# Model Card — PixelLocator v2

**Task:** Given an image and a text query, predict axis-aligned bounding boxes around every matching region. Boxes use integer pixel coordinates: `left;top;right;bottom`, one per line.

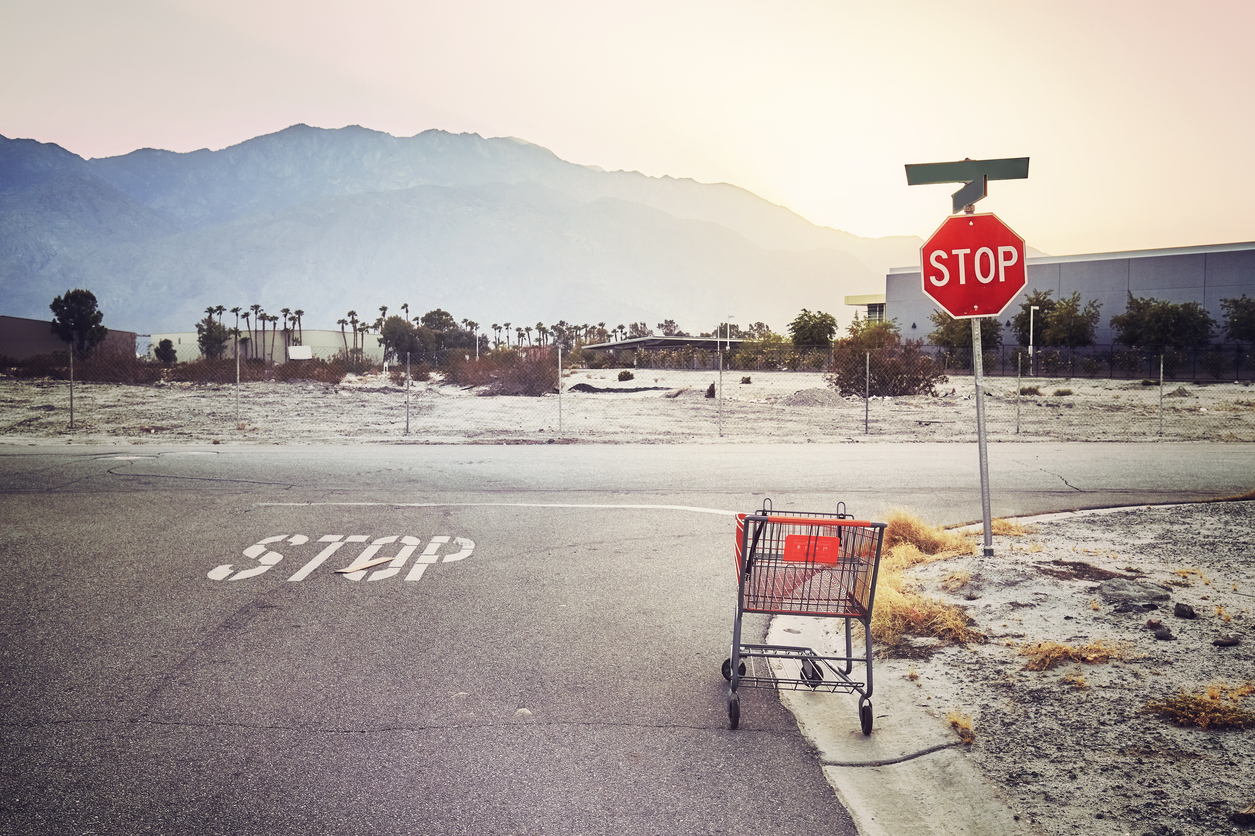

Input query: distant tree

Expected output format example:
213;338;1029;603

627;322;652;338
154;338;178;366
830;318;947;397
416;309;452;332
745;321;774;340
1009;290;1058;347
788;309;837;347
196;315;231;359
379;315;422;363
927;310;1002;350
1041;292;1101;348
49;289;108;359
841;318;901;350
657;319;687;337
1221;295;1255;343
1110;294;1215;350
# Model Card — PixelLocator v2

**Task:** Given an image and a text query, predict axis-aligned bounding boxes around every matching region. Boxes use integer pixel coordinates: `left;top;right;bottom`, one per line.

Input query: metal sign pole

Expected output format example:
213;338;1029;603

405;352;411;435
972;319;994;556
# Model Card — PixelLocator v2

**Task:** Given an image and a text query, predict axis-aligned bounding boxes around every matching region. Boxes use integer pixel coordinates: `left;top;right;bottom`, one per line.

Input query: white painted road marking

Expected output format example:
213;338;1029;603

207;535;310;581
207;535;475;582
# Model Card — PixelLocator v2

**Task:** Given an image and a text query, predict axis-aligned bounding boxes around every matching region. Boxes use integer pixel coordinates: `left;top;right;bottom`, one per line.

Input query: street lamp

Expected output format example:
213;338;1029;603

1029;305;1040;375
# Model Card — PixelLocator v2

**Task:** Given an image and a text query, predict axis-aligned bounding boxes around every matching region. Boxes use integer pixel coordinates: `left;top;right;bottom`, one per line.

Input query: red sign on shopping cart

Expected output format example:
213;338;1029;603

783;534;843;564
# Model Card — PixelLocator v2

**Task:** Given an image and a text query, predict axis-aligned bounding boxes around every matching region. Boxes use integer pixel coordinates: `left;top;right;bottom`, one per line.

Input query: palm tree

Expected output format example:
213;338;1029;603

491;324;500;347
338;319;349;353
280;308;292;352
249;304;261;357
214;305;226;322
524;325;533;345
379;305;388;323
230;307;242;358
347;311;359;353
293;309;304;345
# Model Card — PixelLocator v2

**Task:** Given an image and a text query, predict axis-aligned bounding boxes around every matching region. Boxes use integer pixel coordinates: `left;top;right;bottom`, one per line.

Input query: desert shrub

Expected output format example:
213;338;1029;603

1079;356;1103;377
1200;350;1232;380
828;342;948;397
618;370;635;382
168;358;241;384
444;348;557;396
705;383;715;398
1115;350;1146;377
276;358;345;384
740;376;751;384
1020;386;1041;396
381;359;431;381
74;349;164;384
334;349;376;375
1144;682;1255;730
1038;349;1063;375
1054;388;1073;396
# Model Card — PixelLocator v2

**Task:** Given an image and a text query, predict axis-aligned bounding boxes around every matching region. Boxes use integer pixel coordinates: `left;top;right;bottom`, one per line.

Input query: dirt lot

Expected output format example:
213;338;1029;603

4;369;1255;444
877;502;1255;836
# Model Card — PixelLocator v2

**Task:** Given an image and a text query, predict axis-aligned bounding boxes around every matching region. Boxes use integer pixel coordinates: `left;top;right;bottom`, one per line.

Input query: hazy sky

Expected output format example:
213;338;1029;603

3;0;1252;256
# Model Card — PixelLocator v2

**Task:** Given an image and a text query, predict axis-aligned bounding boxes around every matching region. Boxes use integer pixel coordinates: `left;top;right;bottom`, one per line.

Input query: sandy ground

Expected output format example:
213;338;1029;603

825;502;1254;836
4;369;1255;444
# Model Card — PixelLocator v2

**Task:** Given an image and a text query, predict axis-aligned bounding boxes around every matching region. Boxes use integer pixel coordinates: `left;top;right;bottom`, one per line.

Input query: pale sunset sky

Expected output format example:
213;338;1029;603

2;0;1252;257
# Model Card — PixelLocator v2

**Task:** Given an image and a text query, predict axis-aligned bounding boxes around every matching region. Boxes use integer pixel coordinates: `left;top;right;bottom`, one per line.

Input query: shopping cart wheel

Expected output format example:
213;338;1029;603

859;700;874;736
721;658;746;681
727;691;740;730
800;658;824;688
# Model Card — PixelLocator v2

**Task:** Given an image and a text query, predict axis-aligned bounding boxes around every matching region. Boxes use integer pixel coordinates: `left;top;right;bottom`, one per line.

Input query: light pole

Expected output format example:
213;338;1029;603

1029;305;1040;376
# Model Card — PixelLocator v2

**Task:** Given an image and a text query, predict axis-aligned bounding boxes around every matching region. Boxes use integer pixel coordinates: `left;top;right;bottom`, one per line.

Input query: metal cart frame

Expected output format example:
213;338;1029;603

722;501;887;733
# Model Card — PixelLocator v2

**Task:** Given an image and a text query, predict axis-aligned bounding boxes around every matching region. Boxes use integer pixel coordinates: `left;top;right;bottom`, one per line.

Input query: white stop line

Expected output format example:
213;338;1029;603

207;535;474;582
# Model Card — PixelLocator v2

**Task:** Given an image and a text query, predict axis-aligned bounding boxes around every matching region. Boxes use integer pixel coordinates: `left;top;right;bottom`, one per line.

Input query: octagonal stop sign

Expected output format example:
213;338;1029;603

921;213;1026;318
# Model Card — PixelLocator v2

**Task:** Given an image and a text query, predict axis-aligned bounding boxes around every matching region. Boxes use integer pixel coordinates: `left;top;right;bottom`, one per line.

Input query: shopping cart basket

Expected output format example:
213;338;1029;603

722;500;887;733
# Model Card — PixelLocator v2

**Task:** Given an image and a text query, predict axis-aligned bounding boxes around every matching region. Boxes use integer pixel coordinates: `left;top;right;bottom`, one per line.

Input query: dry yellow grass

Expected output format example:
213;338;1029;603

1019;639;1128;671
1144;682;1255;729
991;517;1037;536
872;509;982;648
947;712;976;744
941;570;971;592
884;509;974;556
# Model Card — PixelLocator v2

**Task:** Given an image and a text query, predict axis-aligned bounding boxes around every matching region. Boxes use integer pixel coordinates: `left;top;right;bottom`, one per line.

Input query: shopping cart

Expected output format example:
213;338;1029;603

722;500;887;733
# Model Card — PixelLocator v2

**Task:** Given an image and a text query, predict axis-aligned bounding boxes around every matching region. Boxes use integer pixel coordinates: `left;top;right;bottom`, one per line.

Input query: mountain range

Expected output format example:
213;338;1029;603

0;124;925;335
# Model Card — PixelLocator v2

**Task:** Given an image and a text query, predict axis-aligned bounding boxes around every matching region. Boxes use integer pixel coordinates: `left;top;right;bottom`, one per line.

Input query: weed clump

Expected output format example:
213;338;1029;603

991;517;1037;536
1144;682;1255;730
947;712;976;744
884;510;972;555
1020;386;1041;396
1019;639;1128;671
872;510;982;649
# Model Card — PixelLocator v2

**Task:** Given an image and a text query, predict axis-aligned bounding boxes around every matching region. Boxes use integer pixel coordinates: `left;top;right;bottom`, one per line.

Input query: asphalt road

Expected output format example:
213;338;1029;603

1;442;1251;835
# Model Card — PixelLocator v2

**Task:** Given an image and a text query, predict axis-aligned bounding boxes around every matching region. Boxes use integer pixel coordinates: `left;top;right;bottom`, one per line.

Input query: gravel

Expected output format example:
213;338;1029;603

877;502;1255;836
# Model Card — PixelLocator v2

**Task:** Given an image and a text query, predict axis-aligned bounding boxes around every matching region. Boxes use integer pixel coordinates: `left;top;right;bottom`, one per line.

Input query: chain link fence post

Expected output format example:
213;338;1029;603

1159;353;1165;437
864;350;870;434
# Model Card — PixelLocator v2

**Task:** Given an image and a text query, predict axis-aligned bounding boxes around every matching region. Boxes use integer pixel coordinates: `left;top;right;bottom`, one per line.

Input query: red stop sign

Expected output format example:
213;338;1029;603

921;213;1026;318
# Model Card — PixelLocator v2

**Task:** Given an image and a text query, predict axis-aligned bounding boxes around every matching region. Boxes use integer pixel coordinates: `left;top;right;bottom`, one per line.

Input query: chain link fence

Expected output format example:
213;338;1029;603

4;345;1255;443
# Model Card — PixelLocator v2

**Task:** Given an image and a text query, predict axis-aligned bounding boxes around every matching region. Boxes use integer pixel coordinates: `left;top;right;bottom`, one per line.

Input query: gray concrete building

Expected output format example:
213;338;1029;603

858;241;1255;346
